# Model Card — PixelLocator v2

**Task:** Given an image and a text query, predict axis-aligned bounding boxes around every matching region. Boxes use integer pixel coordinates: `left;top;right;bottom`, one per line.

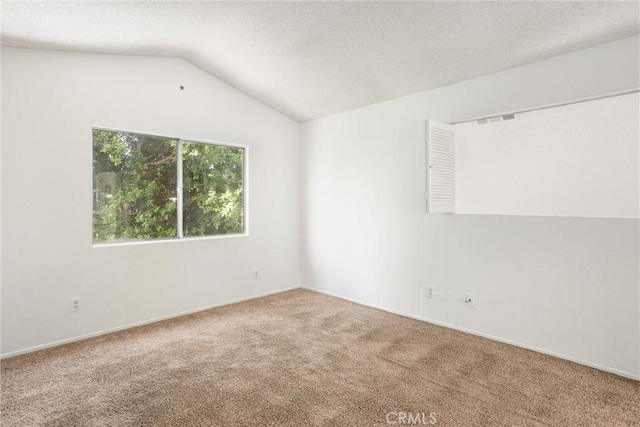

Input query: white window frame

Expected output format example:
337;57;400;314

92;127;249;247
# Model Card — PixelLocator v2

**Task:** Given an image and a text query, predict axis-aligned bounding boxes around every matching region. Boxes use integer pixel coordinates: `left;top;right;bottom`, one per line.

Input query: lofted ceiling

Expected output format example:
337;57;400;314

2;1;639;122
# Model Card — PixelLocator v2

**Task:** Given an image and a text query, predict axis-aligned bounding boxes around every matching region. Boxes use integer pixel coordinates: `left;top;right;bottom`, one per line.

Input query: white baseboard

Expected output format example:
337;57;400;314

301;286;640;381
0;286;300;360
5;285;638;381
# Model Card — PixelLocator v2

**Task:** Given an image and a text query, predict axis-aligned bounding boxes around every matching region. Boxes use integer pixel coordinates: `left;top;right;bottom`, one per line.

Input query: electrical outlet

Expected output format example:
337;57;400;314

253;270;260;279
427;287;435;298
465;293;475;307
71;298;81;312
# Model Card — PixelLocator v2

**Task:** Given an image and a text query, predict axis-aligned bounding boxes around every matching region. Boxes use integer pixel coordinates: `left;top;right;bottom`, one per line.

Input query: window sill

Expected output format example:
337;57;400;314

92;233;248;248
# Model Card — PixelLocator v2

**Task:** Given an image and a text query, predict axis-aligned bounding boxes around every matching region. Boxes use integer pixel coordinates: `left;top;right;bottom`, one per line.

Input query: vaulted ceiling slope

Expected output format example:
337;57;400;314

2;1;639;122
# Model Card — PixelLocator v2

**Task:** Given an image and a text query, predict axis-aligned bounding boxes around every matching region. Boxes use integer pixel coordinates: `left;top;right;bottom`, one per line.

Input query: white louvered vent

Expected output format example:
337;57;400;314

476;113;517;125
425;120;455;214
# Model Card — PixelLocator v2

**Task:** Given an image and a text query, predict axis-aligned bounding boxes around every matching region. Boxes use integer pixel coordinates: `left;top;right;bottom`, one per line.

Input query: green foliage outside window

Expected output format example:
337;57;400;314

183;142;244;237
92;129;244;244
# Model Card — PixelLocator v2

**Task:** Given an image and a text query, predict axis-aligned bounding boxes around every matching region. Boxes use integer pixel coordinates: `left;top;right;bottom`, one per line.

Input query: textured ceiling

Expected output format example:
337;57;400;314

2;1;639;122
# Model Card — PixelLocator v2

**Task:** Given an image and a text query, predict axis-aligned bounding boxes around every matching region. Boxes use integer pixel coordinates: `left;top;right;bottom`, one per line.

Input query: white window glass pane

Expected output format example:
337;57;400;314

93;129;178;243
182;142;244;237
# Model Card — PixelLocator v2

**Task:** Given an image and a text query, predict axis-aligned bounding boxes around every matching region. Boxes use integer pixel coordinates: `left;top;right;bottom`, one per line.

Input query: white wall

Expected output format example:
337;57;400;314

2;37;639;380
1;48;301;356
455;92;639;218
301;36;640;378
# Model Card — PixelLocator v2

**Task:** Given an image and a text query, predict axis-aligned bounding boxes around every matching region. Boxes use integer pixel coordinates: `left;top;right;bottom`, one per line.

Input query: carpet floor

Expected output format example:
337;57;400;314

1;289;639;426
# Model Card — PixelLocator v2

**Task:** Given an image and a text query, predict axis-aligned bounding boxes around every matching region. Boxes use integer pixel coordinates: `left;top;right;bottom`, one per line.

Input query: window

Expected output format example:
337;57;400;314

92;129;245;244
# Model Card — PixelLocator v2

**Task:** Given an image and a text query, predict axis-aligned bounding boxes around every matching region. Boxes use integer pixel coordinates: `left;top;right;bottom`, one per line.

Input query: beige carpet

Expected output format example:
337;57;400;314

1;289;638;426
